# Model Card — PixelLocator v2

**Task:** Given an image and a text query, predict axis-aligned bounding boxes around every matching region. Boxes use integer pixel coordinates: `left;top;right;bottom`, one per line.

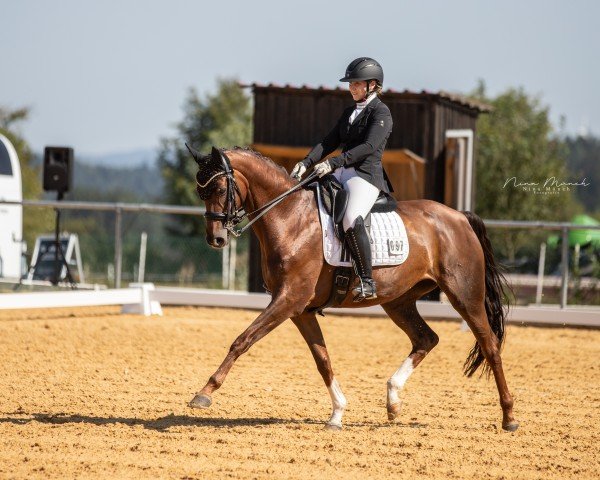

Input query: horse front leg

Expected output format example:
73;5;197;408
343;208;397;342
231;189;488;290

189;291;309;409
292;313;347;430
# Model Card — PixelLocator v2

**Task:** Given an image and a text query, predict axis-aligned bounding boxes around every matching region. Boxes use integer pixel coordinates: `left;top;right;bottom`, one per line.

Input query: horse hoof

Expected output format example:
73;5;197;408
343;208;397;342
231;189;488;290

502;420;519;432
189;393;212;409
324;422;342;431
387;401;402;421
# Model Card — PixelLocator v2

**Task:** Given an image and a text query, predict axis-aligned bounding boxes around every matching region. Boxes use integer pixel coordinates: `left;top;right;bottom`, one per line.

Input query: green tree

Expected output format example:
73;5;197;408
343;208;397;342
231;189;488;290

0;106;53;252
565;135;600;214
158;79;252;235
470;81;579;261
1;106;39;200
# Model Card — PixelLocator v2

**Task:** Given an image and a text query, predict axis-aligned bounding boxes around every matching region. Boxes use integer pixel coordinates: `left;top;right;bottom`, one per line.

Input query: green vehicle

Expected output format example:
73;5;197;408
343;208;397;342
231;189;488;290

548;215;600;249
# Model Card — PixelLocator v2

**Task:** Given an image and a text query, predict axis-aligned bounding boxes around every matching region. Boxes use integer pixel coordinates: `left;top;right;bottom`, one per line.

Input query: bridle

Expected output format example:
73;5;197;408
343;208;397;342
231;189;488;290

192;146;246;237
189;145;318;238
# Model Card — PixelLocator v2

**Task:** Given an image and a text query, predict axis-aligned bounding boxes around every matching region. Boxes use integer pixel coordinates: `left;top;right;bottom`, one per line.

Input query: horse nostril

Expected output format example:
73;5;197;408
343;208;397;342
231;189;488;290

215;237;226;247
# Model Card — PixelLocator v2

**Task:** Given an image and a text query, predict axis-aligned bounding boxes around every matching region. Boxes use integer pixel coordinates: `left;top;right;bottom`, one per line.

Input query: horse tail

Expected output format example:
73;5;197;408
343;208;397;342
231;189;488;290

462;211;510;377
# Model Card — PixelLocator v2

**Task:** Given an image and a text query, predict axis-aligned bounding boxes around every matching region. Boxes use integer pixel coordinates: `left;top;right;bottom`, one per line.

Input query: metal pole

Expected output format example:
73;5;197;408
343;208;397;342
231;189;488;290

560;227;569;309
114;207;123;289
222;241;230;289
74;236;85;284
535;242;546;305
573;243;580;276
138;231;147;283
53;207;61;285
229;237;237;291
2;199;206;215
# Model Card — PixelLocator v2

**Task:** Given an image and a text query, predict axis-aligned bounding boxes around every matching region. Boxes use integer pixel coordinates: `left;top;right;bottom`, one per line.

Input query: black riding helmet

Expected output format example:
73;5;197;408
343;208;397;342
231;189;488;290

339;57;384;84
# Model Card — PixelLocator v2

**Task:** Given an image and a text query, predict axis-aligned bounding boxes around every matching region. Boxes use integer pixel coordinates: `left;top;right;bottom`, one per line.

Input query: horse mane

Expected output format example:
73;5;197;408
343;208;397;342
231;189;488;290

226;146;295;188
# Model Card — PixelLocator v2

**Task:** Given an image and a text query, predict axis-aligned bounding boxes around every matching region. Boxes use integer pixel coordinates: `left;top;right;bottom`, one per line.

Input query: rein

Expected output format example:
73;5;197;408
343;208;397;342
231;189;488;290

226;170;319;237
193;146;318;238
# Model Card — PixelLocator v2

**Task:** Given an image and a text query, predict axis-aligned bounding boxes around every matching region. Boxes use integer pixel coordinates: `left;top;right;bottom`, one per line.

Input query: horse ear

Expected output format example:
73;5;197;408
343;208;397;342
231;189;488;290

211;146;221;163
185;143;203;165
211;146;233;172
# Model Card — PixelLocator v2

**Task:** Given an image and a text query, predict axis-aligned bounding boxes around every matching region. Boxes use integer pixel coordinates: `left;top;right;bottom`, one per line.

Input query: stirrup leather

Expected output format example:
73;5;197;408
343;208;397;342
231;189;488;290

345;216;377;302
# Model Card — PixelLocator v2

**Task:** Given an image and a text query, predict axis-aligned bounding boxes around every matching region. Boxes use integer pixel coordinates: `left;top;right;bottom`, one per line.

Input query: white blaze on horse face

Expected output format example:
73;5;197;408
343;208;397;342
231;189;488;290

327;377;347;427
387;357;415;406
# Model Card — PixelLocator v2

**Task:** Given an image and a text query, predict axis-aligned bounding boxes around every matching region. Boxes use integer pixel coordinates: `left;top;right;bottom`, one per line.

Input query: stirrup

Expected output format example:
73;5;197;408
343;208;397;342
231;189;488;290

352;277;377;302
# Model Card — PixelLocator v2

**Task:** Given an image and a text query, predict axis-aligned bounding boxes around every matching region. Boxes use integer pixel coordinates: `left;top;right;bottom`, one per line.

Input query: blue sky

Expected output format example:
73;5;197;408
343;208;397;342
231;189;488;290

1;0;598;156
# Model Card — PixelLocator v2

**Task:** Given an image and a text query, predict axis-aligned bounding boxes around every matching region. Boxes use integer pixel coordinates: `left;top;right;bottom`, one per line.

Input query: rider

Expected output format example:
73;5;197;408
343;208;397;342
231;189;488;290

291;57;394;302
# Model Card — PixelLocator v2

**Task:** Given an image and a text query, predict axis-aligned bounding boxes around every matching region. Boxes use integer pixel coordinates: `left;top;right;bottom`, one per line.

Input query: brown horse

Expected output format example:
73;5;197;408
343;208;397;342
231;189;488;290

188;146;519;432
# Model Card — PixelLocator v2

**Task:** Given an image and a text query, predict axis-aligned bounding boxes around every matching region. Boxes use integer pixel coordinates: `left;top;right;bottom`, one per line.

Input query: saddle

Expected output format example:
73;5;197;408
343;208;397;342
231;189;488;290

319;174;397;242
309;174;398;315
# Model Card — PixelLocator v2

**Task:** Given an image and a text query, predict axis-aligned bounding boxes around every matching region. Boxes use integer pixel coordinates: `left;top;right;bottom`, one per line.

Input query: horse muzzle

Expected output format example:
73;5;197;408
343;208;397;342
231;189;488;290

206;234;228;249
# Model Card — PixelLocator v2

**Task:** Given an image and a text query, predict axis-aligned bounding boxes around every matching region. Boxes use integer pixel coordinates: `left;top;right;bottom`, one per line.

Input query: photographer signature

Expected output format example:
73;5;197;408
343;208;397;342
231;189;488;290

503;177;590;189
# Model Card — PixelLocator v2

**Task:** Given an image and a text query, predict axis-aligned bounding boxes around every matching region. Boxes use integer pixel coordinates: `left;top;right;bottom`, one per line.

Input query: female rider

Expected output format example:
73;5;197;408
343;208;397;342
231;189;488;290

291;57;394;302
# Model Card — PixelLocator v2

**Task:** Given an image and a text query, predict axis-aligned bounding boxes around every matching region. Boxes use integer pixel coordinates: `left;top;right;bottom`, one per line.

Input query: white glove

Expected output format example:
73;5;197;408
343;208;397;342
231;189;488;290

291;162;307;180
314;160;333;178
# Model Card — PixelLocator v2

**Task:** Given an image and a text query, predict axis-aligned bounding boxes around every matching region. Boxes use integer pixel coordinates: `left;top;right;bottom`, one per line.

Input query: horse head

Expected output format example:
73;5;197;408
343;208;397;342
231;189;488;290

187;144;246;249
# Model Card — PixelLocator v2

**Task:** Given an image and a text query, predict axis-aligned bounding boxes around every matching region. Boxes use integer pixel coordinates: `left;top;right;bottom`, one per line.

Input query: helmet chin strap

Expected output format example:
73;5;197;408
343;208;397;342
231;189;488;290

358;81;374;102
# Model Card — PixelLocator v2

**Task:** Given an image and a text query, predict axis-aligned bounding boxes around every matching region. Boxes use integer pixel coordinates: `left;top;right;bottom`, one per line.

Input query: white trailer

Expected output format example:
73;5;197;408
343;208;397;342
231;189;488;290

0;134;23;279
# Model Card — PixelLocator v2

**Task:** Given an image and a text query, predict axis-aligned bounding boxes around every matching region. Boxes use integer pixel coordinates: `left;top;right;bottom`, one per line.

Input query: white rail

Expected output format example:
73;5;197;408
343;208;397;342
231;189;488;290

0;283;162;316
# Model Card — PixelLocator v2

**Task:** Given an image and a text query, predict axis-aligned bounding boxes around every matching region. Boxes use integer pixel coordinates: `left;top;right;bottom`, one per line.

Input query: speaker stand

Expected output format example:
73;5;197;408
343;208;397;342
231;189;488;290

53;192;77;289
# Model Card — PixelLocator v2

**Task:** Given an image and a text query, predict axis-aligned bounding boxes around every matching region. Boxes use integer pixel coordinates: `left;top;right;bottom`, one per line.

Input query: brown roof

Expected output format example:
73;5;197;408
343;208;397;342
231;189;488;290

241;82;492;113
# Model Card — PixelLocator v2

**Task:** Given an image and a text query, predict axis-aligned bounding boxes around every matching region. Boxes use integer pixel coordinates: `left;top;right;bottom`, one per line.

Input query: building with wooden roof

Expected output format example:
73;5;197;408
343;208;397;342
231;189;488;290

245;83;490;291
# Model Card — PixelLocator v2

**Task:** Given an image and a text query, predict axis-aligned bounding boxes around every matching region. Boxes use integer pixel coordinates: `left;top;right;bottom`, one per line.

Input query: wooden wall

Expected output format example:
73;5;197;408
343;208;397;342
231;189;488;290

252;86;482;202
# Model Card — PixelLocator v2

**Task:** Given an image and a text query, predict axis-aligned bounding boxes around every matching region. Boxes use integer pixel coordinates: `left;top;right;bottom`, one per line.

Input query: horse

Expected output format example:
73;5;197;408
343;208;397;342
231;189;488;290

187;146;519;432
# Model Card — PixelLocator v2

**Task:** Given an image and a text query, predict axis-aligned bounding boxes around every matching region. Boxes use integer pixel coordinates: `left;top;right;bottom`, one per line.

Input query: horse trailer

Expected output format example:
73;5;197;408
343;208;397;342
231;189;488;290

0;134;23;279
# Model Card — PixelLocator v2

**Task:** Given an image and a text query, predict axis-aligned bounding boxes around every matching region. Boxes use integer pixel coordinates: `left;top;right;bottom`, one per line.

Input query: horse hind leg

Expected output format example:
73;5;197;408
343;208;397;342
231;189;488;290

381;299;439;421
440;277;519;431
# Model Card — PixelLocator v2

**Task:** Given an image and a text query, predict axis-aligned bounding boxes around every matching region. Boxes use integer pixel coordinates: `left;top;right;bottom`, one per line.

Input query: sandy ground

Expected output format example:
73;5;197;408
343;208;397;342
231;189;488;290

0;305;598;480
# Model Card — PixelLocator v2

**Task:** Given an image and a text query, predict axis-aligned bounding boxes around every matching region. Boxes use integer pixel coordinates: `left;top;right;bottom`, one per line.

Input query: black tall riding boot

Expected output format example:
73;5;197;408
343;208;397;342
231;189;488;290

345;216;377;302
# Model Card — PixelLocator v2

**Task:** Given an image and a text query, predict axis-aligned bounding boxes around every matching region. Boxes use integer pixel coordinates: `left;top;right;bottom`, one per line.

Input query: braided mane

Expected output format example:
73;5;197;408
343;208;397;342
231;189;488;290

226;147;295;189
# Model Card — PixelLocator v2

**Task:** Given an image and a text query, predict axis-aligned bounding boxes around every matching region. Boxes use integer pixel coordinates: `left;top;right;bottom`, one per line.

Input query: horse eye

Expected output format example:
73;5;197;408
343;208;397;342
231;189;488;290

217;188;226;196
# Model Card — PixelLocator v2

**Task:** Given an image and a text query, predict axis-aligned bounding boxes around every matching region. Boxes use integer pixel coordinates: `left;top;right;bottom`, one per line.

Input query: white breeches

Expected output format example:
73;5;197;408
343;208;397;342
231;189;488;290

333;167;380;231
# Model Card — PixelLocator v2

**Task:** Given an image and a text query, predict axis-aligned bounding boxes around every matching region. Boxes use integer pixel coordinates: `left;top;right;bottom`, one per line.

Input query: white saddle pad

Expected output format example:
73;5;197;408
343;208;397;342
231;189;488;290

314;185;410;267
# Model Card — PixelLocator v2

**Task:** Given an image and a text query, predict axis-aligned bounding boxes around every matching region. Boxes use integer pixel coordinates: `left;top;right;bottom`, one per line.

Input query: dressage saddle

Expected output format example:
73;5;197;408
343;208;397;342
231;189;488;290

318;174;397;241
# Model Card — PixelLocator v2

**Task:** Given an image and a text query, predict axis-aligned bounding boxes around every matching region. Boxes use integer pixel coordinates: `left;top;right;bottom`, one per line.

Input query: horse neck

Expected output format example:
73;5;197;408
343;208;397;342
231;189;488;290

231;152;311;244
231;152;295;210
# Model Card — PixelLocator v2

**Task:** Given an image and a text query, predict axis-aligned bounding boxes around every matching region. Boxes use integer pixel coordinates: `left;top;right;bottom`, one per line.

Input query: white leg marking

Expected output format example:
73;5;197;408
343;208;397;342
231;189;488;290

327;377;347;427
387;357;414;406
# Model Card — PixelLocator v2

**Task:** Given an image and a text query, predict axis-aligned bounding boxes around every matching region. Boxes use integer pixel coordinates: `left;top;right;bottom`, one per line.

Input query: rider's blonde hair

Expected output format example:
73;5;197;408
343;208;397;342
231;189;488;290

369;80;383;96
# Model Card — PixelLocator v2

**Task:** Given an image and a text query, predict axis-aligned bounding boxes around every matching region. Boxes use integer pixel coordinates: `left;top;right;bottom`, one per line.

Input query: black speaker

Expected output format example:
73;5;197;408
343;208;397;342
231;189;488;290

43;146;73;193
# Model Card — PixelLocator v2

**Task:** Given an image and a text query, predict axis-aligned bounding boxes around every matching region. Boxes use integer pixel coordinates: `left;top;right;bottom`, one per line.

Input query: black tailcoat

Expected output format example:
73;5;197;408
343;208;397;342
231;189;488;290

302;97;394;192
